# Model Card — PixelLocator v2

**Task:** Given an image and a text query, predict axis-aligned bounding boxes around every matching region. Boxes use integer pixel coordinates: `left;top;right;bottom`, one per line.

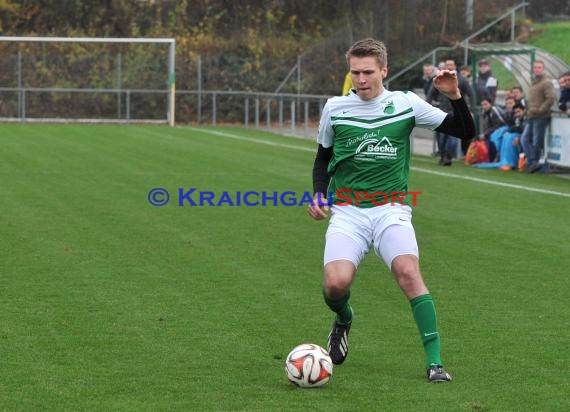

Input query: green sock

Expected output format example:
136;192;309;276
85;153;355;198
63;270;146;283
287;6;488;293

323;289;353;325
410;294;442;368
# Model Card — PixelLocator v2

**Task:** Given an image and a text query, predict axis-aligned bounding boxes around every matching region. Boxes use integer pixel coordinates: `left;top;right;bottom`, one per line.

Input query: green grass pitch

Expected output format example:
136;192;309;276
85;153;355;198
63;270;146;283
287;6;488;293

0;124;569;411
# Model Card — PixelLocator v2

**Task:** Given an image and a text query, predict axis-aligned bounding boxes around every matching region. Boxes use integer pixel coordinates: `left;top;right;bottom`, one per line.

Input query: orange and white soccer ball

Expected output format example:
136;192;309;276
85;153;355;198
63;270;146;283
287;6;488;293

284;343;333;388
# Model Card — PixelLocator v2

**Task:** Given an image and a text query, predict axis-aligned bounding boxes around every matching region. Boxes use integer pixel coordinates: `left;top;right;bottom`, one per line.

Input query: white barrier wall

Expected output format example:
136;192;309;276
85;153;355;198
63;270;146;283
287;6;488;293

546;117;570;168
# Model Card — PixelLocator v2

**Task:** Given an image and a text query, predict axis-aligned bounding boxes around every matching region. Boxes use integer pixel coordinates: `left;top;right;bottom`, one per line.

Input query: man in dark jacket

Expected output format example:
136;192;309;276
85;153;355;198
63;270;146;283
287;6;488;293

480;97;508;162
421;63;436;97
480;98;507;138
475;59;498;104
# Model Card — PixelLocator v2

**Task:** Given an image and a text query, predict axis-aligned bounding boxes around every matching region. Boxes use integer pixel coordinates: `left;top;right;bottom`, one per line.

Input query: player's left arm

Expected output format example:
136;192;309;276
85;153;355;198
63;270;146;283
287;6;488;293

433;70;476;140
435;97;476;140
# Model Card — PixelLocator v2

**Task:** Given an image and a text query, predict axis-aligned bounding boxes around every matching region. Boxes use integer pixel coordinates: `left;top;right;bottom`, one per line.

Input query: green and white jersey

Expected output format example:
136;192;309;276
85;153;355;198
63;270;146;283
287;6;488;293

317;89;446;207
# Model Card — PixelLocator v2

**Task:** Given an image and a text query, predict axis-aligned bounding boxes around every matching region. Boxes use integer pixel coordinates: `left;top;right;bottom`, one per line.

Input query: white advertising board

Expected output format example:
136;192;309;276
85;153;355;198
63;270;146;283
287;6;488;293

546;117;570;167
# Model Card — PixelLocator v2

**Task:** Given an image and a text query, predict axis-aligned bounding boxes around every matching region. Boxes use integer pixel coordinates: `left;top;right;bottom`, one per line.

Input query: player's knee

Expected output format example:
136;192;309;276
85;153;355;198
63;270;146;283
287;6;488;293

391;255;426;294
324;283;349;300
391;254;418;274
323;263;354;298
323;274;351;298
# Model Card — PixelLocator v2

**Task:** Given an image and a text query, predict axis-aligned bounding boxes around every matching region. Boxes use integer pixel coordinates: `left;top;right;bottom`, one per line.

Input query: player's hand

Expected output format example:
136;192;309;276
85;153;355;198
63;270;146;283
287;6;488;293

307;193;330;220
433;69;461;100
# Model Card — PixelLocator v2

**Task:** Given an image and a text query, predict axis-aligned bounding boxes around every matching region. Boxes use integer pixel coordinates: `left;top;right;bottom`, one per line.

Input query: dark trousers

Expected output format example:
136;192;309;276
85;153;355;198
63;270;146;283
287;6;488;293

436;132;458;159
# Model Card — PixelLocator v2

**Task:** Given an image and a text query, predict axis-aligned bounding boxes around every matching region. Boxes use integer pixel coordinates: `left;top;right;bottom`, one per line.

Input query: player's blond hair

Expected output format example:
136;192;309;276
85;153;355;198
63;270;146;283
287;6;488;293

346;38;387;68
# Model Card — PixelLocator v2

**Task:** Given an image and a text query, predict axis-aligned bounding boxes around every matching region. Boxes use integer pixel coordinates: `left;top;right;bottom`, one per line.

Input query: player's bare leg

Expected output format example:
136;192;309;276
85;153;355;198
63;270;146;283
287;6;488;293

391;255;428;298
323;260;355;365
323;259;355;300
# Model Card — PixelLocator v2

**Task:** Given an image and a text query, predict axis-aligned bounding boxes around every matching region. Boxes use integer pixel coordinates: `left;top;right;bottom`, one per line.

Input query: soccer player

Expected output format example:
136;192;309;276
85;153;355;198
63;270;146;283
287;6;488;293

307;38;476;382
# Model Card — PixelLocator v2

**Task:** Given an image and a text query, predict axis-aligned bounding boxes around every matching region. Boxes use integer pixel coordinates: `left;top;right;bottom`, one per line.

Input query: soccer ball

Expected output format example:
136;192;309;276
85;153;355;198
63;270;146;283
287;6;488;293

284;343;333;388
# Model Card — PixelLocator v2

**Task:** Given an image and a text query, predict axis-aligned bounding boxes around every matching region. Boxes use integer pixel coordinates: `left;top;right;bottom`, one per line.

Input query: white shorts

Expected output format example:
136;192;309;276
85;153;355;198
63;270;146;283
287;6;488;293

323;203;419;269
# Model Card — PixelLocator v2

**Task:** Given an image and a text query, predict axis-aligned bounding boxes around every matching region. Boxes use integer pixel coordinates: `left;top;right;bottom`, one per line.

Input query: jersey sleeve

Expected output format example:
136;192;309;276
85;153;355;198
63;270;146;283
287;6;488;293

406;90;447;130
316;101;334;148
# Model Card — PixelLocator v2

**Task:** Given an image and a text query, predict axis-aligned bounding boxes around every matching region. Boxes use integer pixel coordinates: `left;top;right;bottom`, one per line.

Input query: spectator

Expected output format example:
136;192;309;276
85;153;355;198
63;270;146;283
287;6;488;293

421;63;436;97
503;96;517;127
472;103;525;171
509;103;526;134
480;97;508;161
520;60;556;173
420;63;439;156
436;61;446;74
511;85;527;108
426;58;474;165
480;98;507;137
460;65;472;82
475;59;498;103
558;71;570;117
460;65;474;108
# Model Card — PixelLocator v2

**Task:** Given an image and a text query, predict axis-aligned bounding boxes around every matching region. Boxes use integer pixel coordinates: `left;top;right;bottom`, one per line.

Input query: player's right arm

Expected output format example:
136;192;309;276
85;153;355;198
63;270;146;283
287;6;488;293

308;144;333;220
309;102;334;220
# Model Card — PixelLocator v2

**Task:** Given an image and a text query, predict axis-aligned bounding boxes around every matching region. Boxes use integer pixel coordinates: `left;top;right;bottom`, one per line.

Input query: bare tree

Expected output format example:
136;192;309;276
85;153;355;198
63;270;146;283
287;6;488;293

439;0;449;42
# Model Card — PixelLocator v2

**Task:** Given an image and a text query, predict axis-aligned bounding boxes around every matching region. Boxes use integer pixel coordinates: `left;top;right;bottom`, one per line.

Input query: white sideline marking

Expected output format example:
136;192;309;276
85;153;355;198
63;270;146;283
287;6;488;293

190;127;314;152
190;128;570;199
410;167;570;198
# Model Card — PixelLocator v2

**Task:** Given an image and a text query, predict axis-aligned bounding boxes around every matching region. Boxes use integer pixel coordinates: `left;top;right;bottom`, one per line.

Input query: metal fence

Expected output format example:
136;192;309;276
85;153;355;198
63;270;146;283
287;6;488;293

0;37;176;124
0;87;169;123
175;90;329;136
0;87;331;137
